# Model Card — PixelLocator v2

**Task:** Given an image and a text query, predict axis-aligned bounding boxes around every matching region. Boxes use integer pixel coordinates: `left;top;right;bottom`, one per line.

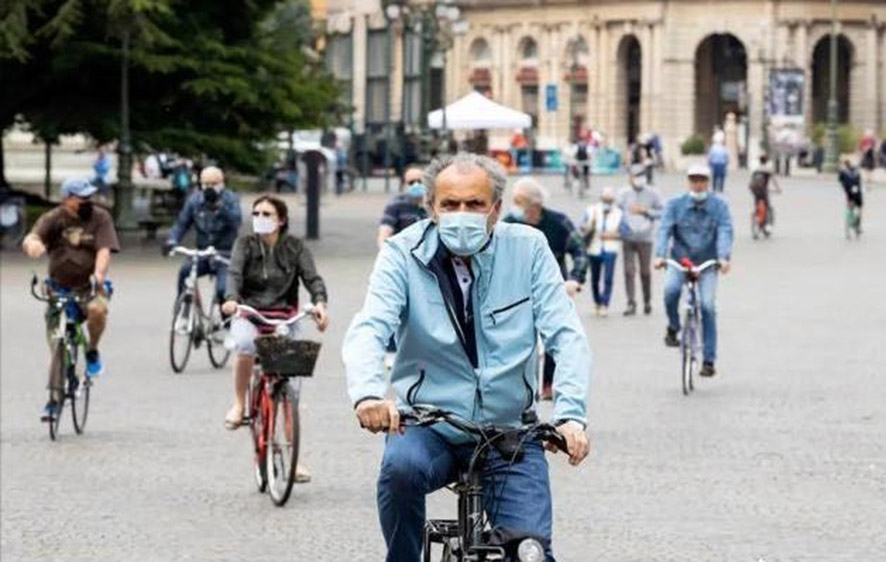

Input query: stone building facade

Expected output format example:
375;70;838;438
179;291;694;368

324;1;886;165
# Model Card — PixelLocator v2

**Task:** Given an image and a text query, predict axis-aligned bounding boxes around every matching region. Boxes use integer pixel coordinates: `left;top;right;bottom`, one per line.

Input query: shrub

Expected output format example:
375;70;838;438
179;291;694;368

680;135;706;155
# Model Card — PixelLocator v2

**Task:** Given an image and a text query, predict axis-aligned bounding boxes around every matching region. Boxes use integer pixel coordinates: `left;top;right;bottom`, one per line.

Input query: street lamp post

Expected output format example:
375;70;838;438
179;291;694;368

823;0;840;172
382;3;402;193
116;26;137;230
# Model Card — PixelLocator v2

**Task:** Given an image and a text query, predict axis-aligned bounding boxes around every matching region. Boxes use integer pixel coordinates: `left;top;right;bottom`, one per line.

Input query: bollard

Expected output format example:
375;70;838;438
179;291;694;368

303;149;324;240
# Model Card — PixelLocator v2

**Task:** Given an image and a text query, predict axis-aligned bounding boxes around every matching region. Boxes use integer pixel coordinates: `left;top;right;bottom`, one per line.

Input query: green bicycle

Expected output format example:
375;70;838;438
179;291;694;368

31;275;95;440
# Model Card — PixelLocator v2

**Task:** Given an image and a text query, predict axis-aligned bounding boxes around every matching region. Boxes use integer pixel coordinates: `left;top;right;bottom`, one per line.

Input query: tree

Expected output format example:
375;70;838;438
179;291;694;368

0;0;341;184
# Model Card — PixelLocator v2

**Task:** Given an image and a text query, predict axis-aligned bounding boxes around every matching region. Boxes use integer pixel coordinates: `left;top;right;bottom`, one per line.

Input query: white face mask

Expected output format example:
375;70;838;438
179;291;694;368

253;215;278;234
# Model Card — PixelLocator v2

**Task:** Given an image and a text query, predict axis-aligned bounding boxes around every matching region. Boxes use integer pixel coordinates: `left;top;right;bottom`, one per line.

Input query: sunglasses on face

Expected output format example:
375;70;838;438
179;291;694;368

252;211;275;218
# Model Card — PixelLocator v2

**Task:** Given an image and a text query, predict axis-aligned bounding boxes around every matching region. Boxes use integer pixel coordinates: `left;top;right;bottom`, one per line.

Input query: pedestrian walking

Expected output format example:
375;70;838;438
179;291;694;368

580;186;622;317
617;163;662;316
708;133;730;193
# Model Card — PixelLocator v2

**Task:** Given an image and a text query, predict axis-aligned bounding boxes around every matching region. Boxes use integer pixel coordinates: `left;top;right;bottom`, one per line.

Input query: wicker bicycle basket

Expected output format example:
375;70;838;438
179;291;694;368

254;335;321;377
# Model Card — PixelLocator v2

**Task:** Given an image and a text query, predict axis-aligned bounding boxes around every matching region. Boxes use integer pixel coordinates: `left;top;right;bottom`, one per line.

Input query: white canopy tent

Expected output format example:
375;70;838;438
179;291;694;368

427;91;532;130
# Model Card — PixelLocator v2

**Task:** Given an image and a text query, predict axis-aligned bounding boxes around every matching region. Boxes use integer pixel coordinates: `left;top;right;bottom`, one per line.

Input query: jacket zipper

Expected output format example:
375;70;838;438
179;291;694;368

489;296;530;325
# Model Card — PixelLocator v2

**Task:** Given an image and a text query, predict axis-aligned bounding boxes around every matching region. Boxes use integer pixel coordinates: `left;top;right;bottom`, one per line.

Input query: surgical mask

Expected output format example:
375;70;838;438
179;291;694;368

77;201;94;221
252;215;278;234
689;190;709;203
438;211;492;257
509;206;526;222
631;177;647;190
407;182;426;199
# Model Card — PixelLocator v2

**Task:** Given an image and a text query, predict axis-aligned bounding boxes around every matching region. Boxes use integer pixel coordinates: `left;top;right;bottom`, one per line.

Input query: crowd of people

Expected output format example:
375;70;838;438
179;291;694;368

22;141;876;560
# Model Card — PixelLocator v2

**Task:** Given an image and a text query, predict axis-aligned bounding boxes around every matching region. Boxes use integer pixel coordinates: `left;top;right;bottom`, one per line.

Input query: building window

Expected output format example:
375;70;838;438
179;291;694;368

521;85;539;128
366;30;389;125
403;30;422;126
326;34;353;106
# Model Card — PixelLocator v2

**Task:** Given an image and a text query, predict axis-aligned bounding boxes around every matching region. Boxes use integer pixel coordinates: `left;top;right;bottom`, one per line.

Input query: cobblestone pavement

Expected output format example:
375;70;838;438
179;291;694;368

2;171;885;561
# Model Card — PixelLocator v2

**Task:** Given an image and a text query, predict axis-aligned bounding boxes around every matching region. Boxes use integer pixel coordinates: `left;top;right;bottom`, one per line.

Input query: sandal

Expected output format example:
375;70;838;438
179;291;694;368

224;406;244;430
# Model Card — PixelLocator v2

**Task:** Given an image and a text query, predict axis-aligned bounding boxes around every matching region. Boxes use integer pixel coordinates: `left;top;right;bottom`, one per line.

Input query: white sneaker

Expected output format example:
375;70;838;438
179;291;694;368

600;306;609;318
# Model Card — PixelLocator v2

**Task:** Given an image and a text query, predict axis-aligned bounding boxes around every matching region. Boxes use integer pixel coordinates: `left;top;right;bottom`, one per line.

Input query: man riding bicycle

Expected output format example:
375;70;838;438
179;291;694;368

22;177;120;419
748;155;781;233
343;153;590;562
164;166;242;305
654;165;733;378
838;159;863;231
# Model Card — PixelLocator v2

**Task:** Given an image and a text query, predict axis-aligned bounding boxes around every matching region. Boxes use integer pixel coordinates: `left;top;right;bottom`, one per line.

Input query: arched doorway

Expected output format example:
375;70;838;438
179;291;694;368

811;34;852;124
695;34;747;138
615;35;642;145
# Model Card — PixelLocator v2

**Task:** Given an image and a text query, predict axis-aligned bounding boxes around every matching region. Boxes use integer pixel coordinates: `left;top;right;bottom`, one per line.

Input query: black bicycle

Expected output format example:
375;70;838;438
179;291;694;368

168;246;231;373
30;276;95;440
400;405;568;562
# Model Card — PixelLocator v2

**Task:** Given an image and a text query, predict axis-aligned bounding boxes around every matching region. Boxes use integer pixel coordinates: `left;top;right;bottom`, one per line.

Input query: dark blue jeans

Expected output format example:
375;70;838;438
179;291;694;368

378;426;555;562
176;257;227;304
589;251;617;306
711;163;727;192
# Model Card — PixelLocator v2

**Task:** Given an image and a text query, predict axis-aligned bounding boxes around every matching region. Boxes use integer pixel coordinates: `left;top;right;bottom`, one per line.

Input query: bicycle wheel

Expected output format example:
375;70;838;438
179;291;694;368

248;375;268;493
69;347;90;434
680;313;695;396
47;342;66;440
266;381;300;506
206;302;231;369
169;293;194;373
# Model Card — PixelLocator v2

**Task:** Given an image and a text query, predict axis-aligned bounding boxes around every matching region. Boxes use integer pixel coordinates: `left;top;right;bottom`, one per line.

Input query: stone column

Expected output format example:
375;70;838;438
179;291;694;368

794;21;810;131
352;14;368;133
598;23;611;141
640;22;654;135
747;56;766;166
649;21;663;136
591;23;603;131
499;27;510;105
865;20;880;131
391;26;404;123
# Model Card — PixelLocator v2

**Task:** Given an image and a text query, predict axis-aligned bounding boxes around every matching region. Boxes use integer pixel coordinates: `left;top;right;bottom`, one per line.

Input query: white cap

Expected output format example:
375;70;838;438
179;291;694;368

686;164;711;179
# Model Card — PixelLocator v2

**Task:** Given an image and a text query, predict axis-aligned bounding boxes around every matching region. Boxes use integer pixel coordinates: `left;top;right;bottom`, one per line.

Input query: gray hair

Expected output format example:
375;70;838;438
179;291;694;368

512;176;548;206
422;152;507;207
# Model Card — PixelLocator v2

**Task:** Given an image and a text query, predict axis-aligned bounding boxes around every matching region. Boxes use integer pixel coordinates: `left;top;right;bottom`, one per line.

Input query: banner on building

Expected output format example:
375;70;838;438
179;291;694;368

545;84;558;112
767;68;805;124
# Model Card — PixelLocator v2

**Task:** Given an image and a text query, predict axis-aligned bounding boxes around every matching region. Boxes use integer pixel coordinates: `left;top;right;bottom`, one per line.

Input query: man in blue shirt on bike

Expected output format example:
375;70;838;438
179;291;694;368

343;153;590;562
164;166;242;304
654;164;733;378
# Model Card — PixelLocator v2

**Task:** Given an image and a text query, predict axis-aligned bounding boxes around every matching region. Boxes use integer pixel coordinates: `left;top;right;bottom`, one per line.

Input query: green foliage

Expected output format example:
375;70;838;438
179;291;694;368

680;134;706;155
811;121;860;154
0;0;342;174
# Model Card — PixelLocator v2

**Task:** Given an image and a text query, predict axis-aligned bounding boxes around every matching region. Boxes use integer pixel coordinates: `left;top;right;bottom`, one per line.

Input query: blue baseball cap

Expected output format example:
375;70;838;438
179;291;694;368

60;177;98;198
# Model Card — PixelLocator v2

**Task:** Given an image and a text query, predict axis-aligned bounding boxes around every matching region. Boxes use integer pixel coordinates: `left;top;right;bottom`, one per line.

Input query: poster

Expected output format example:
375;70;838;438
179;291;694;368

768;69;805;124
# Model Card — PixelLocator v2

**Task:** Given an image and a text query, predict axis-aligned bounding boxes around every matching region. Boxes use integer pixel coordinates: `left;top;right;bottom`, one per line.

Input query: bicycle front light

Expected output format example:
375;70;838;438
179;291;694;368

274;324;290;337
516;538;545;562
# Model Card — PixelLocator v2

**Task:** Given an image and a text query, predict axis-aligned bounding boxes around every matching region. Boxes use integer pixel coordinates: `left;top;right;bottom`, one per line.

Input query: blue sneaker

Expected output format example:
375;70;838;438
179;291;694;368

85;350;103;379
41;400;61;421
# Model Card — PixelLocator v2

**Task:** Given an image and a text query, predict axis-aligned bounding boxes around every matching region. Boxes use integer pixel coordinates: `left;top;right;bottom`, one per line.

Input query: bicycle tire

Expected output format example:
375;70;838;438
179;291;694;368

169;293;194;373
48;342;66;440
69;346;90;434
206;302;231;369
681;311;695;396
248;375;268;493
267;381;300;506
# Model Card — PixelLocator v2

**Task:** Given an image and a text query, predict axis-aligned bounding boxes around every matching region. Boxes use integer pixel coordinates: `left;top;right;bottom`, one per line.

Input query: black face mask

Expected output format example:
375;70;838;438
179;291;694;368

77;201;94;221
203;187;219;205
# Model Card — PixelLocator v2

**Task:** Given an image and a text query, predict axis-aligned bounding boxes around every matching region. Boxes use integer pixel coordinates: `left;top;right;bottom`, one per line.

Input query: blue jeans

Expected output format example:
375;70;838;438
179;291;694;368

176;257;227;303
711;163;727;192
663;266;718;363
588;252;617;307
378;426;555;562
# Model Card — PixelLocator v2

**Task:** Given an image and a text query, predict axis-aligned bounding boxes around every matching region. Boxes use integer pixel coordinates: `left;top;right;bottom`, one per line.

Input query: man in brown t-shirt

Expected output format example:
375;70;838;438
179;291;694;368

23;178;120;414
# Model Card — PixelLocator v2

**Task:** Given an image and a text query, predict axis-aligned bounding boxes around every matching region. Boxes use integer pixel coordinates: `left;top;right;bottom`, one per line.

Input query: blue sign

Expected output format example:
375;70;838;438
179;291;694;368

545;84;558;112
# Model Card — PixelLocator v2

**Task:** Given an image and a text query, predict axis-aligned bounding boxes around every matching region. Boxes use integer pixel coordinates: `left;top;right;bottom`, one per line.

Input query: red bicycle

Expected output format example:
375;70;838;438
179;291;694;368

235;304;321;506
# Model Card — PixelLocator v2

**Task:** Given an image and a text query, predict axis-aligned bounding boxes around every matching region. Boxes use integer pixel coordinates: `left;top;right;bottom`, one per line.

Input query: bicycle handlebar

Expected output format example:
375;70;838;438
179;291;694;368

169;245;230;265
234;303;316;327
29;274;93;305
399;405;569;454
665;259;719;274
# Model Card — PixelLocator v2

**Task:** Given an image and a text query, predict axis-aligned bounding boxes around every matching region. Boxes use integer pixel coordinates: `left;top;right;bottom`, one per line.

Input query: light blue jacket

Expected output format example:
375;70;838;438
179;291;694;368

655;193;734;263
343;219;590;441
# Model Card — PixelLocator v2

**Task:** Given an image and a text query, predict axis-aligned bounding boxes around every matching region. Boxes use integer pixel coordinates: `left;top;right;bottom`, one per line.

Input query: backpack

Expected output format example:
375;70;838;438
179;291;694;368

173;167;191;192
576;142;589;161
749;170;770;196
